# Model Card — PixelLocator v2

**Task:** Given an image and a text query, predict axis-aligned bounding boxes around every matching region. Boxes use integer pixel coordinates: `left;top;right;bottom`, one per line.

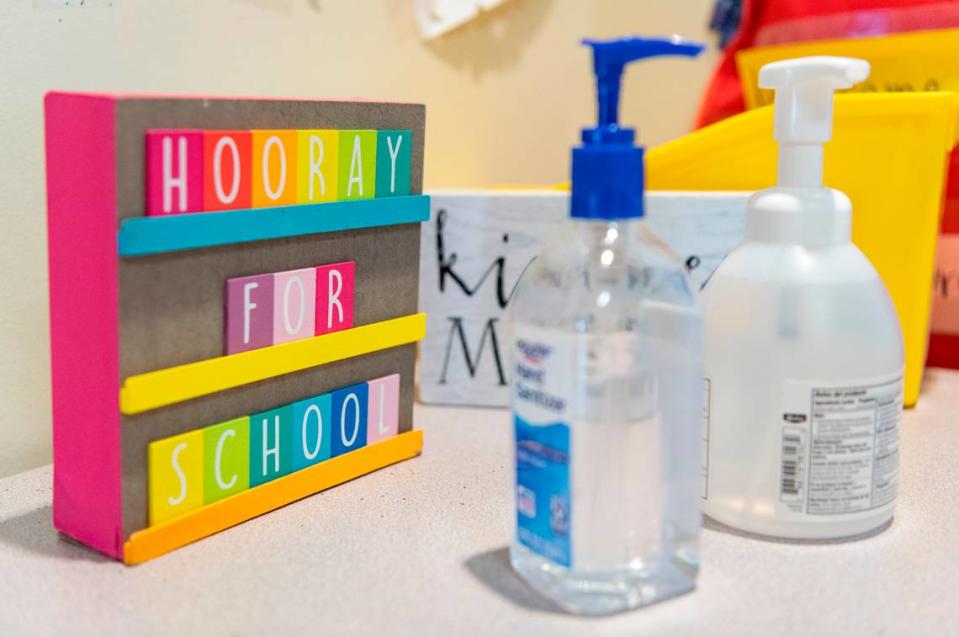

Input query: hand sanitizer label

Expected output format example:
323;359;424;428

514;416;571;566
512;326;576;567
778;372;903;517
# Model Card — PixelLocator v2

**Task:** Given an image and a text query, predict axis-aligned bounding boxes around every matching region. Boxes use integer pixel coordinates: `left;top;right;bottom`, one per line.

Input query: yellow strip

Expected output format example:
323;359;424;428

123;429;423;565
120;314;426;414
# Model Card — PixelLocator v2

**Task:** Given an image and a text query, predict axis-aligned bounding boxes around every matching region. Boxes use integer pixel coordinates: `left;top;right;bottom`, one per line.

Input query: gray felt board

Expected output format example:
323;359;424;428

112;98;425;537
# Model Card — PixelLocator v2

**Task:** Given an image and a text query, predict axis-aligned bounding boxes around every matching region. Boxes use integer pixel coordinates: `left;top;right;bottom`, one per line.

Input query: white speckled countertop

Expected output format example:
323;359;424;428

1;369;958;636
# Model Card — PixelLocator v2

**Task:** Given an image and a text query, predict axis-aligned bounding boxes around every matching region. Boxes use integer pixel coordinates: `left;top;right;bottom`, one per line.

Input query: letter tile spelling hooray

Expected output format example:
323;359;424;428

45;93;427;563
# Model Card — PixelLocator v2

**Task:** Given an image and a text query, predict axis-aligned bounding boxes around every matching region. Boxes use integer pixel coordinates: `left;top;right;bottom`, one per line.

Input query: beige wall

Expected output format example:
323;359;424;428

0;0;715;476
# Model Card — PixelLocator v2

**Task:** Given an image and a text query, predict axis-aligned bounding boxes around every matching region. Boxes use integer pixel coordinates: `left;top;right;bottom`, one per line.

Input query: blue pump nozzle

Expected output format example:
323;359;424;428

583;36;706;143
572;36;705;220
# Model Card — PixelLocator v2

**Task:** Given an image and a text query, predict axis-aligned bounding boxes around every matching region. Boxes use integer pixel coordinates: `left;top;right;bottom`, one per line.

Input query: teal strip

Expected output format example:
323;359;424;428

118;195;430;256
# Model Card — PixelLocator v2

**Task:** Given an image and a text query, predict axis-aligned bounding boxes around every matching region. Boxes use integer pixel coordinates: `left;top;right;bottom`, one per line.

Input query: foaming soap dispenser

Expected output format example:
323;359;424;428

702;57;905;540
509;36;705;615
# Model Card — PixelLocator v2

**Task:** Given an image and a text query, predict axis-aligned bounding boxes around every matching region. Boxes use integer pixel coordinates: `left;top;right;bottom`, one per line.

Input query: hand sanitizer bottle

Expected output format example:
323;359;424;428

702;57;905;540
509;36;705;616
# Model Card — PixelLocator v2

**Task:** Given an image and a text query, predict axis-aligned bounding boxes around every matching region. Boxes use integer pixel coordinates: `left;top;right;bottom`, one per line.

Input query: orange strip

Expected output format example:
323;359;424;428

123;430;423;565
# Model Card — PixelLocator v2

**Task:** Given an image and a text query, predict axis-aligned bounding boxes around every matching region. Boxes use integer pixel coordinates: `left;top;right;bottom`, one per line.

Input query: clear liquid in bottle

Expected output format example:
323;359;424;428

509;220;703;616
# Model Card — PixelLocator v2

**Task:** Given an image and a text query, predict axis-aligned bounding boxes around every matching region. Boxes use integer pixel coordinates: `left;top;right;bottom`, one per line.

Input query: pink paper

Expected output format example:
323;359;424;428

225;273;275;354
933;234;959;335
45;93;124;558
146;129;204;216
366;374;400;444
273;268;317;344
315;261;355;335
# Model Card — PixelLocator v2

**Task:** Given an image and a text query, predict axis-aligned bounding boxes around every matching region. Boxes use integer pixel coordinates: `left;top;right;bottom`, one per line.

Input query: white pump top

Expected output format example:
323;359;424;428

759;56;870;188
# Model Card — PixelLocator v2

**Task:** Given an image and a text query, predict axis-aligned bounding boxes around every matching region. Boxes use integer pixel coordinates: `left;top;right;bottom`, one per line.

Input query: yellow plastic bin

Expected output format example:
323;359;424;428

646;93;959;406
735;28;959;110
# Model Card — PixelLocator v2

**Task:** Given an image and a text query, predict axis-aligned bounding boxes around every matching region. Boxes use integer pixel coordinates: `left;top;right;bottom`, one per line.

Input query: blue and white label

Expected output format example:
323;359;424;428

512;326;578;567
515;416;571;566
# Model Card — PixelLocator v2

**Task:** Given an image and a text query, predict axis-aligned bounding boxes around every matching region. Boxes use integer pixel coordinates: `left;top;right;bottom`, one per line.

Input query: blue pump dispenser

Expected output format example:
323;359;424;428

571;36;705;220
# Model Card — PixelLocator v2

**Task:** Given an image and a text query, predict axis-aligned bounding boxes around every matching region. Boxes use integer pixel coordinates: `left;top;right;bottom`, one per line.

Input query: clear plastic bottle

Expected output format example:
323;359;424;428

509;218;703;615
507;36;706;615
703;241;903;538
702;57;905;540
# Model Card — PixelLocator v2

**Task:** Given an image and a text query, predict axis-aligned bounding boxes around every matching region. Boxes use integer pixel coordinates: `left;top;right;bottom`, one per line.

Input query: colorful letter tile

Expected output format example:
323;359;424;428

225;273;275;354
297;130;339;204
144;369;406;528
149;429;204;526
249;405;293;487
203;417;250;504
252;130;298;207
331;383;369;457
273;268;317;344
291;393;332;471
337;130;376;201
146;130;204;216
315;261;355;335
366;374;400;445
375;130;412;197
203;131;252;211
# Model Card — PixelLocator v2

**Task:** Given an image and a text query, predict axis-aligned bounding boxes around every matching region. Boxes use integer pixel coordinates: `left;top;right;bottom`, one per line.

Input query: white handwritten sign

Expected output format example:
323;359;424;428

418;190;751;407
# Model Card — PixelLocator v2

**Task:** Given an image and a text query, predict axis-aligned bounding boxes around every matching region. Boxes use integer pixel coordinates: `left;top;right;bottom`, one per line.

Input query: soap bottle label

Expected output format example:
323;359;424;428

512;326;576;567
777;372;903;517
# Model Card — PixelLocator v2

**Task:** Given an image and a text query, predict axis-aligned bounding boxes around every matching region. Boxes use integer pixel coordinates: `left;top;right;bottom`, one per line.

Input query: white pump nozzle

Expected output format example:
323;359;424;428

759;56;870;187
